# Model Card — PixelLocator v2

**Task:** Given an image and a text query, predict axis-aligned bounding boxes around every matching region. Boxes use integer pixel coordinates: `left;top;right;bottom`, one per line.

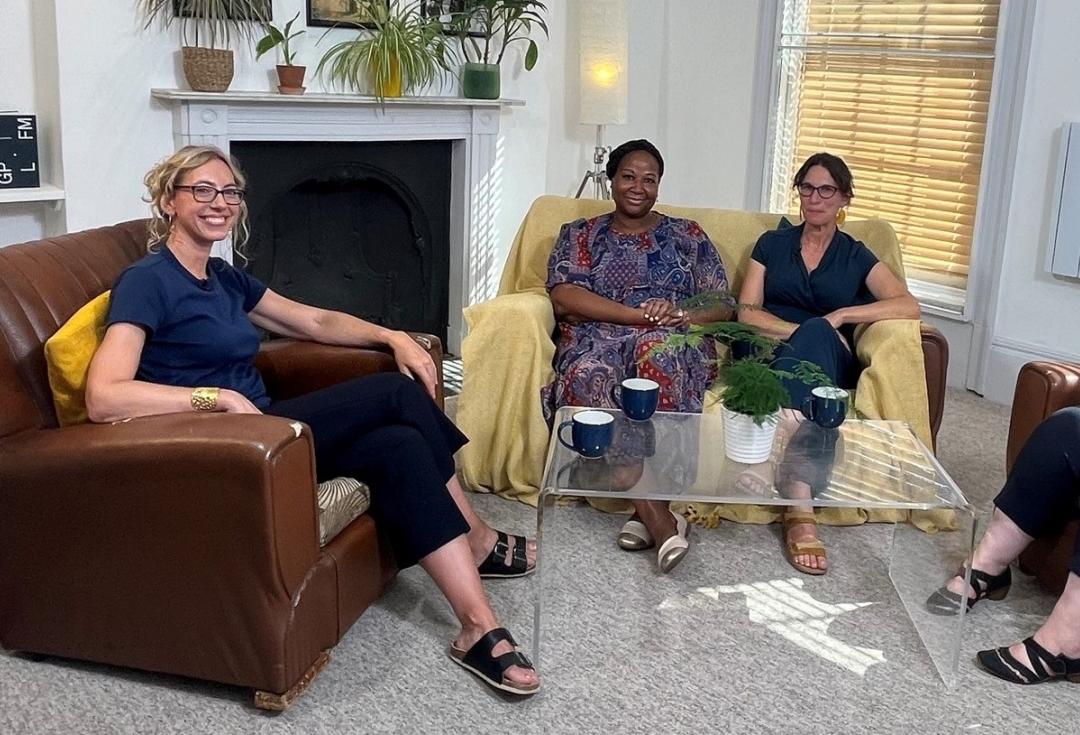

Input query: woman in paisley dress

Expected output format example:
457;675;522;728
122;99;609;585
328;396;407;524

541;139;732;572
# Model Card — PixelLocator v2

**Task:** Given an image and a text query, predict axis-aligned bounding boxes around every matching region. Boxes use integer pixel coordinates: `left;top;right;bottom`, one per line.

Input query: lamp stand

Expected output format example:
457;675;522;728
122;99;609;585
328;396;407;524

574;124;610;199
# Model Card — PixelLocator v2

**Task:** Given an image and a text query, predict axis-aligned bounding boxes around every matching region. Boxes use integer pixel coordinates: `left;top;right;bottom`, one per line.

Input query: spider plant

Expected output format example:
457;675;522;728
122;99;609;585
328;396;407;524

137;0;269;49
316;0;452;100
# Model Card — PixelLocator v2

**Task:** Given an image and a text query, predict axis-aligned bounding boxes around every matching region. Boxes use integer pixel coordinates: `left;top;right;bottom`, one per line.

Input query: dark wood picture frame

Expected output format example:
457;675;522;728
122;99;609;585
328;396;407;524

173;0;271;20
419;0;486;37
307;0;383;29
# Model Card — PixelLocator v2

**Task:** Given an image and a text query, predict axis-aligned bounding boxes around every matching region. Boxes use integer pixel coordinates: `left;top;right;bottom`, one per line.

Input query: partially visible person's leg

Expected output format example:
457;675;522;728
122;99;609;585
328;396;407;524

976;571;1080;684
772;318;855;573
320;418;539;692
942;407;1080;603
420;535;539;693
975;525;1080;682
269;373;535;573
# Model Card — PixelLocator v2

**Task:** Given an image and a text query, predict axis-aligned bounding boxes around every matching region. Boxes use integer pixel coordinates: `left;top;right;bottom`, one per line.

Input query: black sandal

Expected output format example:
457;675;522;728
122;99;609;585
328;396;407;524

477;531;533;579
449;627;539;696
925;565;1011;615
976;636;1080;685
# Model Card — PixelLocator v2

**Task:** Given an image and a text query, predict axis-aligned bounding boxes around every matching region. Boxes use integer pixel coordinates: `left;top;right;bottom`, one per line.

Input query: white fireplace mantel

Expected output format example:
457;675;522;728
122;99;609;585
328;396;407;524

151;89;524;355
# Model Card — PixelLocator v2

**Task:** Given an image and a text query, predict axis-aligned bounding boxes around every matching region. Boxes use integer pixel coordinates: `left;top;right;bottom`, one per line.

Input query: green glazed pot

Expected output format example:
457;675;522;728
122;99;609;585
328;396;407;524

461;62;501;100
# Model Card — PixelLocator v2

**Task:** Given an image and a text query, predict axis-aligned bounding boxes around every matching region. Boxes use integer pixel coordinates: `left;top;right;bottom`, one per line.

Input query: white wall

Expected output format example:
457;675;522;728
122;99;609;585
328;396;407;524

545;0;762;209
981;0;1080;403
0;0;61;243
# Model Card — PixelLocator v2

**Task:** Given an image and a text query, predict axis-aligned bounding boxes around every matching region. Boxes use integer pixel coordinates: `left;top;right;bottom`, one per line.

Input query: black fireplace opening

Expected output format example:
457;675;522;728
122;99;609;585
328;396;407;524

231;140;453;345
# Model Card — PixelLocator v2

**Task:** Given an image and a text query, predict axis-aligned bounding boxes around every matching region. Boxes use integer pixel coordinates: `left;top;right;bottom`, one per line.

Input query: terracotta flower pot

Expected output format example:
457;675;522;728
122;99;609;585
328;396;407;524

181;47;234;93
276;65;306;95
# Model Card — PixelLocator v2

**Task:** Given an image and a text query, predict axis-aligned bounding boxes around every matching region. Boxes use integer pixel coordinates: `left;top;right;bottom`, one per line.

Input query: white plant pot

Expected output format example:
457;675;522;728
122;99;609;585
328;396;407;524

721;407;780;464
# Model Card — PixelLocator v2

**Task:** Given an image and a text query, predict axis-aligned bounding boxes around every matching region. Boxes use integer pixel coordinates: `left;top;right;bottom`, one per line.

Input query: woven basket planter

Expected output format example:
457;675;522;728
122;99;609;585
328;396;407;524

181;47;234;93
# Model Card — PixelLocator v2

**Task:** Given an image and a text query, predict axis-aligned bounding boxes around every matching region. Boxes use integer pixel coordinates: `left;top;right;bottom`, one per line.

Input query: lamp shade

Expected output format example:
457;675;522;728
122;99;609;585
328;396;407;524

579;0;628;126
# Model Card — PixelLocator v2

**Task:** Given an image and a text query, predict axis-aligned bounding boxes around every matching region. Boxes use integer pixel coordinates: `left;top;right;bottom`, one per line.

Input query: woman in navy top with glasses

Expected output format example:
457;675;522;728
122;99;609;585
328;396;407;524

737;152;920;577
85;145;538;696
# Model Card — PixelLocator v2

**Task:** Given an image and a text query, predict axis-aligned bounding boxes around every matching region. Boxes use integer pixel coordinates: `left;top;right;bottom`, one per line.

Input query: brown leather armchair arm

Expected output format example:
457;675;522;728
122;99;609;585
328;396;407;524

256;333;445;409
0;413;324;687
1007;361;1080;471
1008;361;1080;596
920;322;949;449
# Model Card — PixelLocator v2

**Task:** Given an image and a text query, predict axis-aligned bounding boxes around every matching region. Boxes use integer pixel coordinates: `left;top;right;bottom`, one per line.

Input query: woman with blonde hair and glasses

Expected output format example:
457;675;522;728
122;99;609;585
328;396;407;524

737;152;920;576
85;146;539;696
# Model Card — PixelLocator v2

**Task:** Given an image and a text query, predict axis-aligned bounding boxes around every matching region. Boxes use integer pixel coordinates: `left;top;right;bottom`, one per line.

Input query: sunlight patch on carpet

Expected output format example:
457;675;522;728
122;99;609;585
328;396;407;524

661;577;886;676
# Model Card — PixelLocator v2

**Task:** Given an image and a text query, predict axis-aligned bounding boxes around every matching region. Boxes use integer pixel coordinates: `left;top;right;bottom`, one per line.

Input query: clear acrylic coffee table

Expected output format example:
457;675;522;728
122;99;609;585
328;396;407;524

533;407;976;687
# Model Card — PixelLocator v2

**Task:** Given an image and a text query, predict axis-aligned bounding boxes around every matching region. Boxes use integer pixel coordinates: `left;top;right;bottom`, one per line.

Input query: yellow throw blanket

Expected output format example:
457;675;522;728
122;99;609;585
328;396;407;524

457;196;953;532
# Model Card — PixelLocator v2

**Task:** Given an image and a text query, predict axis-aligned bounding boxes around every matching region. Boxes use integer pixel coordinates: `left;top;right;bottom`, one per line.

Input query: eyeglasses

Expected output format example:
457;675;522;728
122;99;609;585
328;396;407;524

796;183;839;200
175;184;246;205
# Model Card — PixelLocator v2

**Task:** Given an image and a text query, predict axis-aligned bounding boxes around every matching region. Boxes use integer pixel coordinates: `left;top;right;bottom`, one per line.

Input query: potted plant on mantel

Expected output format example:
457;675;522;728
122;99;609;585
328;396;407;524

654;300;833;464
316;0;452;102
445;0;549;100
256;11;307;95
138;0;270;93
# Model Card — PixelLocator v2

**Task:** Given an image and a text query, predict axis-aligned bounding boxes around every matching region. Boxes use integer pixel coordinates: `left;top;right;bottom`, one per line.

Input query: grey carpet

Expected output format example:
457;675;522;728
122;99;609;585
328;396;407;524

3;388;1071;734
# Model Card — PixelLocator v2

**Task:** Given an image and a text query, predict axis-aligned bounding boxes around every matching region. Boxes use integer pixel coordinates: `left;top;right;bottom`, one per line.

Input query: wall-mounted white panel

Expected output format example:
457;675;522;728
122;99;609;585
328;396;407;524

1047;122;1080;278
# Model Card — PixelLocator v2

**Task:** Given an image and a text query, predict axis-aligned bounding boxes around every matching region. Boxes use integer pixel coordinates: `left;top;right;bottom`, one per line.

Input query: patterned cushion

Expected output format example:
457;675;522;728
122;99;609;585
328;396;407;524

316;476;371;547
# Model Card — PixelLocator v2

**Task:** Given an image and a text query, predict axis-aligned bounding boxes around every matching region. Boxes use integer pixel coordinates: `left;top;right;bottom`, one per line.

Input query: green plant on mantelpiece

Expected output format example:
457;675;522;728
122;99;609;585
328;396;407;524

446;0;549;70
138;0;270;92
316;0;452;101
138;0;269;50
256;11;305;66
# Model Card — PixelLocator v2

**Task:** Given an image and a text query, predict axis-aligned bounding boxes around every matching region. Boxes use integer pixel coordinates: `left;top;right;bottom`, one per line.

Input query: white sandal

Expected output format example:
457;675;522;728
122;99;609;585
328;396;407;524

617;517;655;551
657;511;690;573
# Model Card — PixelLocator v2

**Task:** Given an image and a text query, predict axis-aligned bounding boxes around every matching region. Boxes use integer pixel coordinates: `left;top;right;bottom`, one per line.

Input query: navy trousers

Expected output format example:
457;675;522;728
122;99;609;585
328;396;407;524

772;317;858;410
267;372;469;569
994;407;1080;576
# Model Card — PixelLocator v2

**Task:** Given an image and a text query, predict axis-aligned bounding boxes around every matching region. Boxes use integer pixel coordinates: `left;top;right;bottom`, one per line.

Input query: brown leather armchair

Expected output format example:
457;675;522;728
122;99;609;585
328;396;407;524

1009;361;1080;595
0;221;443;709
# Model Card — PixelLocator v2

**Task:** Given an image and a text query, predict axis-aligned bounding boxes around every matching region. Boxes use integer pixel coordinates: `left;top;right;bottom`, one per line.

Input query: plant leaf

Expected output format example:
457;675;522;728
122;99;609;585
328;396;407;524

524;38;538;70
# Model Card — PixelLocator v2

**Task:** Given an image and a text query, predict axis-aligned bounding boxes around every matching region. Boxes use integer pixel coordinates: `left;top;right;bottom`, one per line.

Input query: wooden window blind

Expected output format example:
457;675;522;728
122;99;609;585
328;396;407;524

768;1;1001;310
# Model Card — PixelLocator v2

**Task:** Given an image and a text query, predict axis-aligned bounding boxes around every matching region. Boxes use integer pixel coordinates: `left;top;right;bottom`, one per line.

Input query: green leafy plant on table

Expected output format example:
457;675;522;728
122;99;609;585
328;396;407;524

650;291;834;463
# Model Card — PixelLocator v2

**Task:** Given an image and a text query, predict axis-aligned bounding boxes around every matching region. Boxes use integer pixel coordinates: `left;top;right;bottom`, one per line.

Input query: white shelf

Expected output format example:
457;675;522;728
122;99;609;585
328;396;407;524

0;184;66;205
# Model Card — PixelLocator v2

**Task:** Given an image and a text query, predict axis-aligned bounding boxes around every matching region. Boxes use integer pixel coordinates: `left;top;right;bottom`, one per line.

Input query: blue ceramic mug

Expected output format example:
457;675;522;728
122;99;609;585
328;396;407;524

611;378;660;421
801;386;850;429
557;410;615;459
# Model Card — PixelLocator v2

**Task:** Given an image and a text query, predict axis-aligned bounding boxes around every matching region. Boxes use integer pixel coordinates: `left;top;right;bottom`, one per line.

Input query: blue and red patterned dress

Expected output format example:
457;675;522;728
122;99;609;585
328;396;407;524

541;213;729;423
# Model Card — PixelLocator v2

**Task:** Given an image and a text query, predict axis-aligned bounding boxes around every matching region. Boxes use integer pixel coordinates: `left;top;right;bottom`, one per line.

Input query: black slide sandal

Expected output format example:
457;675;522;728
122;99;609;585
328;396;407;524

449;627;539;696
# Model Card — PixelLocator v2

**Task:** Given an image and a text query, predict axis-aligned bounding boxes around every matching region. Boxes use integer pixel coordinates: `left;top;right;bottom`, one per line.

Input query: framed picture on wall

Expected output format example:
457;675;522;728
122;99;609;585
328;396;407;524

173;0;271;20
307;0;384;28
419;0;486;37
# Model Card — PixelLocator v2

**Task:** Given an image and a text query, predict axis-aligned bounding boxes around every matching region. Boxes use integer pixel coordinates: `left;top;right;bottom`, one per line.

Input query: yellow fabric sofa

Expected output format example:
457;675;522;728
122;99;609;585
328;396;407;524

456;196;952;531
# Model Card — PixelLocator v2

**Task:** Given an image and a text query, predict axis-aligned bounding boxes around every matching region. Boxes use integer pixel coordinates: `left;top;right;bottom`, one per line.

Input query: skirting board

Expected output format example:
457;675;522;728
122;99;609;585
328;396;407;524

982;337;1080;405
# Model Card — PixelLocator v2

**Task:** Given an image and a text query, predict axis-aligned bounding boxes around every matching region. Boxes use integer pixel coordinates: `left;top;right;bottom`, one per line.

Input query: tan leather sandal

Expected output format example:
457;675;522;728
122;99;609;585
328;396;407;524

783;510;827;576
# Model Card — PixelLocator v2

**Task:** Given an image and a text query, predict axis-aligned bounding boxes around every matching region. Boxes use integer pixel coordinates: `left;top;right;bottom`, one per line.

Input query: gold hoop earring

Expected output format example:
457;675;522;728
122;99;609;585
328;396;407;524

836;208;846;226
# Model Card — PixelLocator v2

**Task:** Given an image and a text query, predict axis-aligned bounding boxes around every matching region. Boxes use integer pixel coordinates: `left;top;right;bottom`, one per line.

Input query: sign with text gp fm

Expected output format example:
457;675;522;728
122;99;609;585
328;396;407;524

0;115;41;189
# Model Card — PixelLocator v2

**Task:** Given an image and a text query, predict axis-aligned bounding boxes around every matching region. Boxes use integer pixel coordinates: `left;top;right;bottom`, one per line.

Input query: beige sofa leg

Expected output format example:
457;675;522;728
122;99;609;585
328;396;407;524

253;650;331;711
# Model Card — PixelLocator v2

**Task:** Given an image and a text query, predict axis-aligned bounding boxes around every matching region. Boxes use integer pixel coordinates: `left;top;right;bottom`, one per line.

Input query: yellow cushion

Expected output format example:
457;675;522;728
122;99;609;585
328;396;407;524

45;291;111;426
